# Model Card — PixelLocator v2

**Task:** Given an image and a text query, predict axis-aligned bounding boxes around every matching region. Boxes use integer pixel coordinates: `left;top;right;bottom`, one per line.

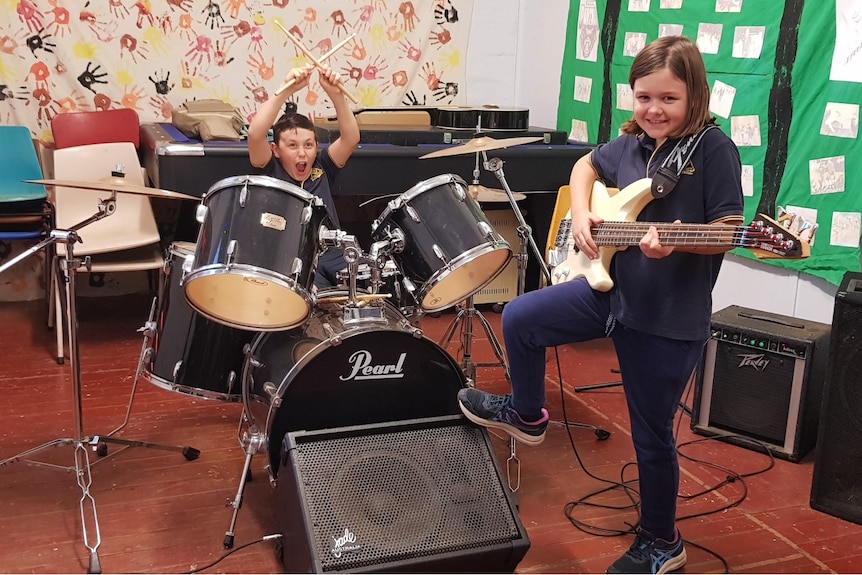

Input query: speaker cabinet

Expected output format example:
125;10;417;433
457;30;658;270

473;208;520;306
276;415;530;573
811;272;862;524
692;305;831;462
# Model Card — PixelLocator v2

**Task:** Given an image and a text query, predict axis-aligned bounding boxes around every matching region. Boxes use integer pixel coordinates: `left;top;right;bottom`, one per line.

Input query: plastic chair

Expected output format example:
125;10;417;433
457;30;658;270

0;125;55;303
48;142;164;363
51;108;141;149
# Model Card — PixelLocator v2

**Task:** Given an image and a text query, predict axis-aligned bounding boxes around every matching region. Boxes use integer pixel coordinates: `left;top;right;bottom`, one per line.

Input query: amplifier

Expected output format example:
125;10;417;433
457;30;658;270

692;305;831;462
473;208;521;306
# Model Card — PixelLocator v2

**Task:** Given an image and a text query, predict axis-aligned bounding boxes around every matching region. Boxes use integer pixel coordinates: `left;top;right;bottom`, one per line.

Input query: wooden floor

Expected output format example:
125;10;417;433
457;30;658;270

2;291;862;574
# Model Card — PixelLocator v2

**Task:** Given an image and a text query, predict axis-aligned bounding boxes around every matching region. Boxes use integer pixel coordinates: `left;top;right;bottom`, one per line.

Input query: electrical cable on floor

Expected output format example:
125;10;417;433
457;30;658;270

554;353;777;573
184;533;282;574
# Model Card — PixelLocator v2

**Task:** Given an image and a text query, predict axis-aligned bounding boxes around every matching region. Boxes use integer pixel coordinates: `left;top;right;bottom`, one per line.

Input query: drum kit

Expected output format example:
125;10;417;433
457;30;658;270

1;130;550;565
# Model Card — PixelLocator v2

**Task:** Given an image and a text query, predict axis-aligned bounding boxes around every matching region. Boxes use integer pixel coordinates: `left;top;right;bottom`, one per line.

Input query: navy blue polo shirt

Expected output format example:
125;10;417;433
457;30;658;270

263;146;341;228
589;128;744;340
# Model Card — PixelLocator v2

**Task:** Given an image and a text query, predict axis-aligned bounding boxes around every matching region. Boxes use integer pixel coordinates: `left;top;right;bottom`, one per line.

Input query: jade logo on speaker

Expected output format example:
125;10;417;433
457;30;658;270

737;353;770;371
330;527;362;558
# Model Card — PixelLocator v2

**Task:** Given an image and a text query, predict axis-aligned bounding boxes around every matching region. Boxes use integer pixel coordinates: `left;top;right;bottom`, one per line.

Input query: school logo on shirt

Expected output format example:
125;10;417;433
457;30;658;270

310;167;324;181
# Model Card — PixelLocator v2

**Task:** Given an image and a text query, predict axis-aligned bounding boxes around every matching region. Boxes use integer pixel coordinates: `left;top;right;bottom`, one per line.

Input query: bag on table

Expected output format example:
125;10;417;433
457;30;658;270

171;99;244;142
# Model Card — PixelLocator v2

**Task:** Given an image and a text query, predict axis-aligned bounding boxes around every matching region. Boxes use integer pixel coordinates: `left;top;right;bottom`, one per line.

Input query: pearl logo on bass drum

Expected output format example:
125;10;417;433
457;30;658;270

340;351;407;381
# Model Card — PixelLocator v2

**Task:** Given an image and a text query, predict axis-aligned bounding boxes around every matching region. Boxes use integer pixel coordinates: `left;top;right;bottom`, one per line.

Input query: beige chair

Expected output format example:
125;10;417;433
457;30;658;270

49;142;164;363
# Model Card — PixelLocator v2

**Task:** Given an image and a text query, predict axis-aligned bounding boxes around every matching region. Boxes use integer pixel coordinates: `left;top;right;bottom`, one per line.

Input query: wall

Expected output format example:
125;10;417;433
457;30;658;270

467;0;837;323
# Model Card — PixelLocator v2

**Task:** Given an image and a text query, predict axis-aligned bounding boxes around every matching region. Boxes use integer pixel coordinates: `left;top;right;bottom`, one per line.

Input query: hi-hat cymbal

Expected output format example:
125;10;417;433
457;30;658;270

26;178;198;201
468;184;526;203
418;135;543;159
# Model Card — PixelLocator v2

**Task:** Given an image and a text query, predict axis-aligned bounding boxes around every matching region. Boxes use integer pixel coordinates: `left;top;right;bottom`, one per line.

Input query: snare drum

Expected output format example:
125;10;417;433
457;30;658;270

143;242;255;402
371;174;511;312
336;259;416;311
184;175;325;331
241;291;467;474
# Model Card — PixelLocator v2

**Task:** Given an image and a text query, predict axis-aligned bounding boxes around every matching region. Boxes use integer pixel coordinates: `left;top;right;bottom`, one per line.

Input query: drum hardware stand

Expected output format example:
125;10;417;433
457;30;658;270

0;194;197;574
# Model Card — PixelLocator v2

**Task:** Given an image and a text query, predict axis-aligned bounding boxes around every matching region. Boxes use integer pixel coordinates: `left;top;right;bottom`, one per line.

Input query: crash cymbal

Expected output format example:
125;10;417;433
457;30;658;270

468;184;526;203
26;178;198;201
418;135;543;159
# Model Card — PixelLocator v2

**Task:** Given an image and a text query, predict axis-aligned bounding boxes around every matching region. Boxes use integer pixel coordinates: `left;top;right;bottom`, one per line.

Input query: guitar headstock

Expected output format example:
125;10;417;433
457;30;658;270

746;214;811;259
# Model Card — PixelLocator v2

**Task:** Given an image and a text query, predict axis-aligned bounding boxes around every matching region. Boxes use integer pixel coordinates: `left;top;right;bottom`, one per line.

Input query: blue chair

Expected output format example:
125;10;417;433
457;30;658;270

0;125;55;304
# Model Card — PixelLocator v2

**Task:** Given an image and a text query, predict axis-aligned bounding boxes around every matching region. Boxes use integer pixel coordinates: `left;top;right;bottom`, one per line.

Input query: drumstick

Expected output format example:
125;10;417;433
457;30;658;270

317;293;391;304
274;21;360;104
274;33;356;96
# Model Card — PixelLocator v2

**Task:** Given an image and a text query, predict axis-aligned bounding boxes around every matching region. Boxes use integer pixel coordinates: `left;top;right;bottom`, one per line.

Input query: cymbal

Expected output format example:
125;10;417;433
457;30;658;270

418;135;543;159
468;184;526;203
26;178;198;201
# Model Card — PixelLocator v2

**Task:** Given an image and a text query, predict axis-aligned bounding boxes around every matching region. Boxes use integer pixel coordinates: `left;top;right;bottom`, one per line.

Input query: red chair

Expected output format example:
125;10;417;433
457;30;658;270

51;108;141;149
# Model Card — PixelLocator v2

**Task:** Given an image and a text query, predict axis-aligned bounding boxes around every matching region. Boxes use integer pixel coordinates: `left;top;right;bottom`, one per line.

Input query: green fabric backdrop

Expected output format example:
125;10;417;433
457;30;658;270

557;0;861;287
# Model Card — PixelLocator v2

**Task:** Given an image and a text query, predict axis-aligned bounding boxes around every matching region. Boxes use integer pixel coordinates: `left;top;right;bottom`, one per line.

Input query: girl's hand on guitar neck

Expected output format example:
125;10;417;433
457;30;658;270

640;221;679;259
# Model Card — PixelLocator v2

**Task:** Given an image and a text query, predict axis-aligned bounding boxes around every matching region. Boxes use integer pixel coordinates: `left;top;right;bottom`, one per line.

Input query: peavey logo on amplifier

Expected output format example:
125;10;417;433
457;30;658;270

330;527;362;558
737;353;770;371
340;350;407;381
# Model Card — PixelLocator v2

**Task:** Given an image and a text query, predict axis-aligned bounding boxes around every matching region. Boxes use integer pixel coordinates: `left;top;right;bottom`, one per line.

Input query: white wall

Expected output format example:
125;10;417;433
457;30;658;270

466;0;837;324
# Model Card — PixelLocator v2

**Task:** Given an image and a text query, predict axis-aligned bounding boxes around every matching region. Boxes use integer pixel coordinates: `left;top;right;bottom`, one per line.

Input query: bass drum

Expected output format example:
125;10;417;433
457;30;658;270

242;291;467;474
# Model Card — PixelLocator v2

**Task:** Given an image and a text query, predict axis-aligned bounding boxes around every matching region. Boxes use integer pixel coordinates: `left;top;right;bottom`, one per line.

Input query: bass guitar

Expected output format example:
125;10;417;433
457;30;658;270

547;178;810;292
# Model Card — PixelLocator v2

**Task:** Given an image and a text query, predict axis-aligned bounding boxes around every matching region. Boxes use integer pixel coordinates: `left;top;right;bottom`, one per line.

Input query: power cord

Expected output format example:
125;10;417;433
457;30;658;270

184;533;283;574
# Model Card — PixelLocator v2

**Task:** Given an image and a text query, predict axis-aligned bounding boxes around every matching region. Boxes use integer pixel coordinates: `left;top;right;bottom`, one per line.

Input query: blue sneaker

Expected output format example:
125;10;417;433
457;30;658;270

606;529;687;574
457;388;548;446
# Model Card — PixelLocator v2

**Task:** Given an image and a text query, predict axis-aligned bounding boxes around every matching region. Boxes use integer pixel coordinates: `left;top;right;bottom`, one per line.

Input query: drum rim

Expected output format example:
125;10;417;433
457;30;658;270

372;173;466;227
203;174;317;203
416;240;512;311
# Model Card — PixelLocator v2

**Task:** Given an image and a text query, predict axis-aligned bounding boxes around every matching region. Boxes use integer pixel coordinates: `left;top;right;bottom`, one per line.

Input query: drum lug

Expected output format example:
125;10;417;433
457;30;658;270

239;182;249;207
323;323;342;345
453;182;467;201
172;360;182;381
195;203;208;224
406;205;421;223
478;221;494;238
301;205;313;224
433;244;448;263
226;370;237;395
290;257;304;277
263;382;281;407
227;240;238;266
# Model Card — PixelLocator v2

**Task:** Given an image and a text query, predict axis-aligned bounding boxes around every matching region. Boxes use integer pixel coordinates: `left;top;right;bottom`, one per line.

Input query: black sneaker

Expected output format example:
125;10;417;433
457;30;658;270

457;388;549;446
606;529;687;574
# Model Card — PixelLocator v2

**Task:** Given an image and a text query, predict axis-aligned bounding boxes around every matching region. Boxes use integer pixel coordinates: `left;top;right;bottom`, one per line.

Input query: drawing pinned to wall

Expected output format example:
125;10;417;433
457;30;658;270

716;0;744;13
623;32;648;56
809;156;846;195
733;26;766;59
697;23;723;54
659;24;685;37
570;118;589;143
741;164;755;197
574;76;593;103
577;0;600;62
709;80;736;118
660;0;684;9
731;115;761;146
616;84;634;111
830;0;862;83
820;102;859;138
629;0;651;12
830;211;861;248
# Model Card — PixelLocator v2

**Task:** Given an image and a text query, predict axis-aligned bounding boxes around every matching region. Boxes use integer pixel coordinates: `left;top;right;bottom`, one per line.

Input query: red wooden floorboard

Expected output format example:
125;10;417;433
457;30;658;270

2;294;862;573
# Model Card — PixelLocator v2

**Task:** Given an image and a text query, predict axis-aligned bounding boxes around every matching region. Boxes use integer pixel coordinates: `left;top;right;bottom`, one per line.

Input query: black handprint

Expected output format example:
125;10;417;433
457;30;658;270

77;62;108;93
434;0;459;24
203;1;225;30
148;69;174;95
26;28;56;56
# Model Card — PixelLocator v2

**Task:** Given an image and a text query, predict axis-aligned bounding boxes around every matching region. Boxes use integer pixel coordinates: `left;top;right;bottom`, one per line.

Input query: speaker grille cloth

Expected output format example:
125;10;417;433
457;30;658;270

815;298;862;506
292;424;521;572
710;342;795;444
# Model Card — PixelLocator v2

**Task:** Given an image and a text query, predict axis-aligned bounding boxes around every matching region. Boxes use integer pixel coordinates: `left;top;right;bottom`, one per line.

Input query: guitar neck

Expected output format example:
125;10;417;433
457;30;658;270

591;222;745;248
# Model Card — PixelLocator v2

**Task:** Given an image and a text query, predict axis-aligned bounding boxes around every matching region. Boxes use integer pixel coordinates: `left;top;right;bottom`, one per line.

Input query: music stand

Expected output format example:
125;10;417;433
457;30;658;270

0;186;199;574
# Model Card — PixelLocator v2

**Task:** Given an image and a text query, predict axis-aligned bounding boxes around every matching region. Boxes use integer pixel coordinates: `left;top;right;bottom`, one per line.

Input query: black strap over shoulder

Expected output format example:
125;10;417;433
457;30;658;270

651;124;718;199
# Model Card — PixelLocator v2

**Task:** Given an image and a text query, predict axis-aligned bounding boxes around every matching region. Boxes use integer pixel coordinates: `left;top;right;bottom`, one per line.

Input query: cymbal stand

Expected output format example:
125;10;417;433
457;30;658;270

438;142;511;384
0;194;196;574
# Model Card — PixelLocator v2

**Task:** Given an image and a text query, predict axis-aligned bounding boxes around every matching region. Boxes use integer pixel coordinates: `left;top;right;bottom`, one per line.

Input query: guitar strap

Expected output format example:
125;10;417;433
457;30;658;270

651;124;718;199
